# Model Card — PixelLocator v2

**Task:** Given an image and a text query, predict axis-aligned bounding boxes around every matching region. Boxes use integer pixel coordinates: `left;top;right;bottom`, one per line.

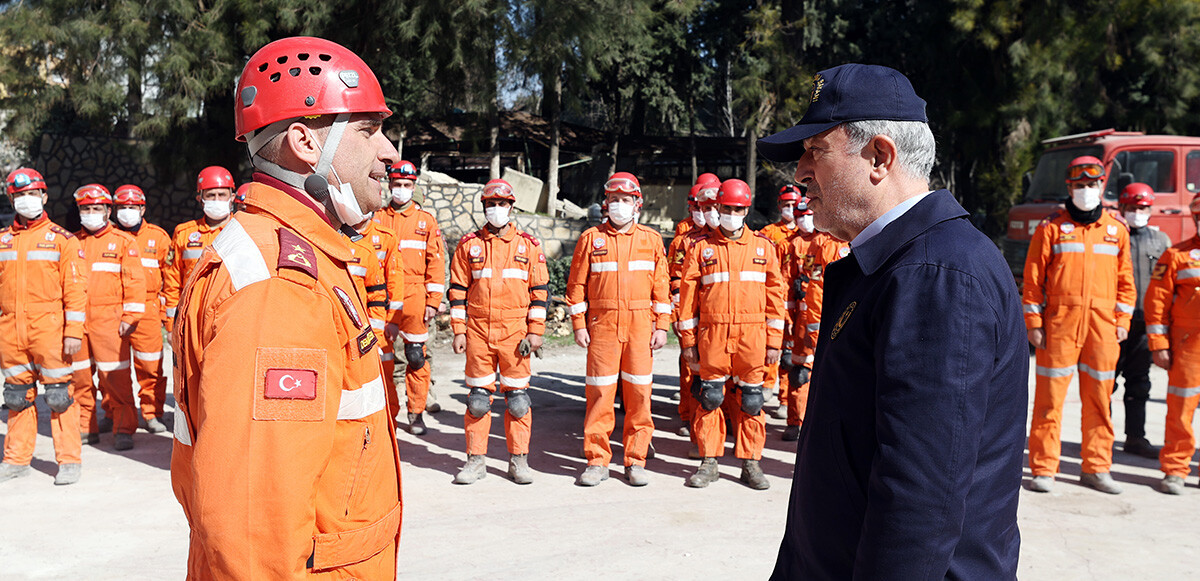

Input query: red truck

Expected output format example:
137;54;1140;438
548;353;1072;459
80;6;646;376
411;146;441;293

1002;128;1200;280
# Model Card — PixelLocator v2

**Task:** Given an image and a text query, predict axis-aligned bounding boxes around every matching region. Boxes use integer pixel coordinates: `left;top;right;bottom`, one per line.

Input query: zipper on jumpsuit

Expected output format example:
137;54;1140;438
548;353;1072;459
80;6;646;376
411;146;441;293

345;424;372;516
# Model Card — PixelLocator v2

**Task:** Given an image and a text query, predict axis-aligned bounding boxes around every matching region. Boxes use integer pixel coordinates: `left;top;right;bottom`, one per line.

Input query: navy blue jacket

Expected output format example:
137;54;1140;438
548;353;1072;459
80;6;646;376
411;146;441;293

771;190;1027;580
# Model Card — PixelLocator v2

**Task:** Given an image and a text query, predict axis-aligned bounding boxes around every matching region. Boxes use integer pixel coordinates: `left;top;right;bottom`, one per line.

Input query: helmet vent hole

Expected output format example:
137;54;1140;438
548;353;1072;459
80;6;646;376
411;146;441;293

289;67;300;77
309;67;321;75
257;62;268;72
319;53;332;61
269;72;281;82
298;53;309;61
276;56;288;64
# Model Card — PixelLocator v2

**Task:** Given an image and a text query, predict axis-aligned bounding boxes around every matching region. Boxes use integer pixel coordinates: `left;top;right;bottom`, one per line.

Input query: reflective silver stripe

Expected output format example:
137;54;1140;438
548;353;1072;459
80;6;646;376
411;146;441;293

41;365;72;378
0;251;16;261
1078;363;1116;382
2;363;34;377
91;262;121;272
1036;365;1075;378
95;360;131;372
400;331;428;342
1052;243;1085;254
65;311;86;322
132;349;162;362
1116;303;1134;314
389;301;403;310
1168;385;1200;398
528;307;546;320
71;359;92;372
590;262;619;273
140;258;160;268
27;250;60;261
785;301;796;309
450;308;466;320
465;373;496;387
1178;268;1200;280
1146;324;1169;335
1023;304;1043;314
1093;244;1119;256
399;240;427;250
739;271;766;282
123;302;146;313
472;268;493;279
767;318;784;330
376;250;387;261
677;318;698;331
337;376;386;420
379;351;395;362
799;303;807;311
348;265;367;277
369;318;385;330
174;411;192;446
804;354;814;364
620;371;653;385
501;269;528;280
701;272;730;285
568;302;588;316
212;219;271;292
499;374;531;388
701;374;731;383
653;302;672;314
585;374;619;386
426;283;445;293
628;260;655;271
805;323;820;332
182;249;203;260
166;307;178;317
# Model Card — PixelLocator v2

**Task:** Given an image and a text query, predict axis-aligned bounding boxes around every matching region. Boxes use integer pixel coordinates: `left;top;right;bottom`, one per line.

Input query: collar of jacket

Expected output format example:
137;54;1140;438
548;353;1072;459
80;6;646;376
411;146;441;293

601;220;637;236
80;223;112;238
10;213;48;232
480;225;517;241
244;178;354;264
850;189;967;276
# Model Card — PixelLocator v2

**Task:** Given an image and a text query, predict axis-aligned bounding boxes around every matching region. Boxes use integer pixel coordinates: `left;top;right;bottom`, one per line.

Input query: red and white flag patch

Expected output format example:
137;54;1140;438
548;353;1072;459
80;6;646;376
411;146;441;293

264;368;318;400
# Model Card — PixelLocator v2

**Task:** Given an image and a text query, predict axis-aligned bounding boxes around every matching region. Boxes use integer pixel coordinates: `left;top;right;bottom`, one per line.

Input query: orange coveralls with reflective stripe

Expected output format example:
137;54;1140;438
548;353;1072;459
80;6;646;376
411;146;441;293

678;230;786;460
1144;236;1200;477
170;181;402;579
449;227;549;455
74;224;145;437
1023;210;1135;476
124;221;171;421
567;222;671;468
348;220;405;418
758;220;795;397
790;232;849;427
0;216;86;466
674;216;700;239
669;225;714;431
163;218;226;324
373;204;445;413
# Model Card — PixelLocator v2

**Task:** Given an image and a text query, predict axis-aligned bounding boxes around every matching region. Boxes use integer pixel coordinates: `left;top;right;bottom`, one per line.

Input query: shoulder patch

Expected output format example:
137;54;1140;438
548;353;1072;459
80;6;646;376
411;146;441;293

50;225;74;238
460;231;478;242
519;231;541;246
278;229;317;279
755;231;775;245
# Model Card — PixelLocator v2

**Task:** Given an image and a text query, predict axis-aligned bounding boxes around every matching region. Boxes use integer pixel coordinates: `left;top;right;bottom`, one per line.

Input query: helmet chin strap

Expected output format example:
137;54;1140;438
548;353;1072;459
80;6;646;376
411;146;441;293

246;113;351;198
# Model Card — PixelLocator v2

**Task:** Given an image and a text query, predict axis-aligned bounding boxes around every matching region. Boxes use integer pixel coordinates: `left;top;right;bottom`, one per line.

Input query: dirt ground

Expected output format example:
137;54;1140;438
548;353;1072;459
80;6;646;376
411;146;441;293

0;343;1197;580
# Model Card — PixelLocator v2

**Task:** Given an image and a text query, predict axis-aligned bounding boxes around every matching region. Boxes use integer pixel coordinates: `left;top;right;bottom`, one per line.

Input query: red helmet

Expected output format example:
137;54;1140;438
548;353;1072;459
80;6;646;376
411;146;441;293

482;178;515;202
74;184;112;206
235;183;251;203
1066;155;1106;182
6;168;46;196
604;172;641;197
197;166;235;193
797;196;813;215
235;37;391;141
1118;183;1155;207
389;160;418;180
114;184;146;205
696;172;719;187
778;184;801;203
687;183;704;203
717;179;752;207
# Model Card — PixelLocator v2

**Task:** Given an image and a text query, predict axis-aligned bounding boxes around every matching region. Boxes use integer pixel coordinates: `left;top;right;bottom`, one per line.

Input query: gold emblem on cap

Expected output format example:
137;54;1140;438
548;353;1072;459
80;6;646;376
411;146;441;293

811;74;825;103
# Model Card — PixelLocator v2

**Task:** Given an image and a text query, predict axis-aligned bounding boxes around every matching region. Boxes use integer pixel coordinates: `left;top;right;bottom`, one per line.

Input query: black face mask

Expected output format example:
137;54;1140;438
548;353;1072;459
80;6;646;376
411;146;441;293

1066;199;1103;225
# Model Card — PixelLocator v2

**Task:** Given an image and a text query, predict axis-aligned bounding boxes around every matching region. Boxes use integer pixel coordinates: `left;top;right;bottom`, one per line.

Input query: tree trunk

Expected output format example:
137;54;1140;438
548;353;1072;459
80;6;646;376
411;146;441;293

490;110;501;180
689;94;698;183
396;129;406;162
745;127;757;194
546;66;562;216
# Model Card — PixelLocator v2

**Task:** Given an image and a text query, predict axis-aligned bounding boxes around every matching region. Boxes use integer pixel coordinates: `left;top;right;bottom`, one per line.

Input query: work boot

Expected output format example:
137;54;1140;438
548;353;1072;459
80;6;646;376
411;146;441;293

782;425;800;441
772;405;787;420
687;444;702;460
98;416;113;434
453;455;487;485
1160;475;1185;495
425;398;441;414
508;454;533;485
1123;437;1159;460
1080;472;1122;494
139;416;166;434
576;465;609;487
625;464;650;487
54;463;81;486
740;459;770;490
81;432;100;446
114;433;134;451
676;424;690;437
0;462;31;482
408;413;427;436
1028;475;1054;493
686;457;720;488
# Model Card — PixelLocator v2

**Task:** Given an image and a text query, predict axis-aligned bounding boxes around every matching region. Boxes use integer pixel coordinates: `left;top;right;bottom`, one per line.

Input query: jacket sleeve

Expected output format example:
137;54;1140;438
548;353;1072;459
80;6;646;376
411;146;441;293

668;236;686;320
384;236;405;327
1144;250;1176;352
765;241;786;350
527;241;550;337
676;241;701;349
120;240;147;325
651;234;672;331
59;237;88;340
423;222;446;309
448;242;470;336
1021;221;1052;330
803;245;829;354
364;253;389;342
163;230;183;318
566;232;591;331
1115;231;1136;331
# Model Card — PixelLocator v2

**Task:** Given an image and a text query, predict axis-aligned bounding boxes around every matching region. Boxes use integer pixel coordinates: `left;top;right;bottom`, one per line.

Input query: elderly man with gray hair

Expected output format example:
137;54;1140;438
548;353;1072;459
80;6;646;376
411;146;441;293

759;64;1027;580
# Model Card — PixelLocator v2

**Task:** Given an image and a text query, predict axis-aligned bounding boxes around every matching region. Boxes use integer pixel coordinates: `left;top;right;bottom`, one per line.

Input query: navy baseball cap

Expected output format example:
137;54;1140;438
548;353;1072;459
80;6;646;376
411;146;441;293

757;64;928;163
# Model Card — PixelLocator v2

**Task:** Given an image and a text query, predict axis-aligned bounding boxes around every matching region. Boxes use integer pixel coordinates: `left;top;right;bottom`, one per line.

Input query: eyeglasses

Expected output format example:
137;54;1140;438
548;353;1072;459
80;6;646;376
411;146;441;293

1067;163;1105;181
484;183;513;198
604;177;640;194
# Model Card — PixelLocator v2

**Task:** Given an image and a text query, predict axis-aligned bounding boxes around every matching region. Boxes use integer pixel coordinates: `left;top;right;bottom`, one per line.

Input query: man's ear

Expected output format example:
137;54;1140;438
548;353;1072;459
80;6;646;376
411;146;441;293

868;134;899;184
284;122;322;168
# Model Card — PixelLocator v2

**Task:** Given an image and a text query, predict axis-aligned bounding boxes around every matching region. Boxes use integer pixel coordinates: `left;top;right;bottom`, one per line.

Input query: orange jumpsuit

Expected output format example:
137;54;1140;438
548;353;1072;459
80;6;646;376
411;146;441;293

669;225;713;430
163;218;227;325
678;230;786;460
674;216;700;239
74;224;145;437
170;181;403;579
373;203;445;414
790;232;849;427
449;227;549;455
0;216;86;466
1024;210;1135;476
1144;236;1200;477
348;220;405;419
758;220;795;397
567;221;671;468
122;221;171;421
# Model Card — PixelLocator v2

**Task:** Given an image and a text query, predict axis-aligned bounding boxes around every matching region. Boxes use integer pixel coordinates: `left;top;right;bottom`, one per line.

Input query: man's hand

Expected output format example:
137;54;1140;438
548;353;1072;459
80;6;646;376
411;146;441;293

1153;349;1171;370
1117;327;1129;342
682;346;699;364
574;328;590;349
765;348;781;366
424;306;437;324
63;337;82;357
452;333;466;354
518;333;544;358
1027;327;1045;350
650;329;668;351
385;323;400;342
119;320;137;338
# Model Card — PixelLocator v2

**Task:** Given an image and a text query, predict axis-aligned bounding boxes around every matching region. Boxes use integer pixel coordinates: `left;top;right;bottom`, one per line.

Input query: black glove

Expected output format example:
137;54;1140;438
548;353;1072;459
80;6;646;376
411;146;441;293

779;349;793;370
788;365;810;387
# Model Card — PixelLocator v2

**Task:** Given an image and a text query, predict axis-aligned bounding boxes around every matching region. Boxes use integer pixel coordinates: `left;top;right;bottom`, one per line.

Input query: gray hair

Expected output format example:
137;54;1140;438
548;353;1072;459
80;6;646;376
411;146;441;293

843;120;936;181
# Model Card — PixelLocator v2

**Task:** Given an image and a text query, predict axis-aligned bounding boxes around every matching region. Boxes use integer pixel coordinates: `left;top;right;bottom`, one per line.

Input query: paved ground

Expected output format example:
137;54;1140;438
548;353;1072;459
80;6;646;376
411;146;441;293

0;343;1198;579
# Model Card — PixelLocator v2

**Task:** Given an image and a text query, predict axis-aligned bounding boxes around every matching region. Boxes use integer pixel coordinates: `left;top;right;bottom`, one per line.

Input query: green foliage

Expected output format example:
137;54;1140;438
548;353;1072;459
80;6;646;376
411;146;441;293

545;254;572;297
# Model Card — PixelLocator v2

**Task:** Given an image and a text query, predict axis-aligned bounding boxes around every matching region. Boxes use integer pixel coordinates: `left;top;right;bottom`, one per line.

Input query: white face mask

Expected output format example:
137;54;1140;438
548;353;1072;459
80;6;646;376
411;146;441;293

12;195;43;219
116;208;142;228
1124;211;1150;229
485;205;510;228
392;187;414;205
203;200;231;221
608;201;636;226
798;214;815;233
1071;186;1103;212
691;210;706;228
719;212;745;232
703;208;720;228
79;212;107;232
781;207;794;221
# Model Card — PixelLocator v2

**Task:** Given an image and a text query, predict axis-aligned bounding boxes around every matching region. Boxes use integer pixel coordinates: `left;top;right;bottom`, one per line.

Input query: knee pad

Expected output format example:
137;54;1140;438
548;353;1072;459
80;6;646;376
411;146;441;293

43;382;74;413
740;384;764;416
695;380;725;412
2;383;35;412
404;342;426;371
466;387;492;418
788;366;810;387
505;389;531;419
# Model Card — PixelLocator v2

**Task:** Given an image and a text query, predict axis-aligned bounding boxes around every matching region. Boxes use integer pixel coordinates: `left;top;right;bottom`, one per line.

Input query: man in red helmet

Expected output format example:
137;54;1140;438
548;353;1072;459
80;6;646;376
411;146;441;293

162;166;235;329
169;37;403;578
757;184;801;406
567;171;671;487
112;184;172;434
1024;155;1136;494
673;173;719;239
373;160;446;429
71;184;145;451
0;168;87;485
448;178;549;485
1113;183;1170;459
678;178;785;490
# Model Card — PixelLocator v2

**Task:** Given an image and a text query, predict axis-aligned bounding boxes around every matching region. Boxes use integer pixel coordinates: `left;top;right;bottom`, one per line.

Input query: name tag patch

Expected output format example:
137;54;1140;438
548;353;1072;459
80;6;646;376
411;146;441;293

514;255;529;263
264;368;317;400
357;326;378;356
753;258;767;265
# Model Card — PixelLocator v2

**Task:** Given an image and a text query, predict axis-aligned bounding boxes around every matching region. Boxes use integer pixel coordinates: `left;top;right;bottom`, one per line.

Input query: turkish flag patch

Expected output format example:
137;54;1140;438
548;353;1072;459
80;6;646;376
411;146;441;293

264;368;318;400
